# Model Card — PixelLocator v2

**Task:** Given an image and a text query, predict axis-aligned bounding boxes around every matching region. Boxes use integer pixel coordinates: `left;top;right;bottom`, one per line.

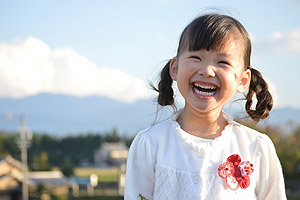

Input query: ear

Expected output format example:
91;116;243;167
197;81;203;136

237;69;251;93
169;57;178;81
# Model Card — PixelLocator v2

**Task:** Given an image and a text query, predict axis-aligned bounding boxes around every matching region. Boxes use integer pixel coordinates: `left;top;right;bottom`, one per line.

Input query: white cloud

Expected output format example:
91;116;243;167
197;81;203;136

270;31;283;40
269;28;300;54
0;37;149;103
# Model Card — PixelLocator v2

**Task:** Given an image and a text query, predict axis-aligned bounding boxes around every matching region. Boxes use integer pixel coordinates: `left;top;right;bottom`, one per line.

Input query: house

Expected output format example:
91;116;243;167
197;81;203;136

0;156;23;200
28;171;70;197
0;156;70;199
94;142;128;167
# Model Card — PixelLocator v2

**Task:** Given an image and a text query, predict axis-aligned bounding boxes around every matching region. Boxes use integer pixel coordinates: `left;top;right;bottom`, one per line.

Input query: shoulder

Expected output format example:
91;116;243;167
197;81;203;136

222;112;270;144
229;121;276;153
128;119;174;165
134;118;174;144
129;118;174;153
230;121;270;141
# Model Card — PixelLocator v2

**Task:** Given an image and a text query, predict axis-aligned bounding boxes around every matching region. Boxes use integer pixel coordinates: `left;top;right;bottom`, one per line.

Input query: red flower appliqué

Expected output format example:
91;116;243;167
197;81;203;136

218;154;254;189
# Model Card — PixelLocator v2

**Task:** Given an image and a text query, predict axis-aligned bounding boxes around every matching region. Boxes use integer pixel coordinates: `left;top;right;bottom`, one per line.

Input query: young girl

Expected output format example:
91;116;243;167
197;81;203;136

125;13;286;200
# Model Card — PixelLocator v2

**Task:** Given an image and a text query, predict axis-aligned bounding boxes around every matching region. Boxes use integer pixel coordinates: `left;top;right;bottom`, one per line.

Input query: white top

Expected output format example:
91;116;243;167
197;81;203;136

124;110;286;200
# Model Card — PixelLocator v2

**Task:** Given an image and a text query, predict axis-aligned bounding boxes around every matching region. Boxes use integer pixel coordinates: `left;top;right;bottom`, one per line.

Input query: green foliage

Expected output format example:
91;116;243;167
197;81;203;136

74;168;119;182
60;157;74;177
60;133;102;165
0;129;130;171
36;183;46;196
32;151;50;171
1;132;20;159
29;134;60;167
139;194;148;200
27;132;104;168
69;196;123;200
277;127;300;178
49;193;60;200
0;134;4;152
104;128;120;142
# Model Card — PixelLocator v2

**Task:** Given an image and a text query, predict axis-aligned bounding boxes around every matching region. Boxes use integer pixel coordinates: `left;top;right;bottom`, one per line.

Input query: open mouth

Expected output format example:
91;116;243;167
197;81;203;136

193;82;217;97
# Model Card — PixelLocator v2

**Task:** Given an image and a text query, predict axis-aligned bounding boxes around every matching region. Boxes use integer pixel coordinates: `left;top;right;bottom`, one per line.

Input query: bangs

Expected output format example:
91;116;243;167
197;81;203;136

177;14;247;54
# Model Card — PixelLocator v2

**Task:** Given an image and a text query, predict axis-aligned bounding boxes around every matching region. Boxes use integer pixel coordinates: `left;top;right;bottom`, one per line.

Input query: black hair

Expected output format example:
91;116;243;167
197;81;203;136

152;13;273;122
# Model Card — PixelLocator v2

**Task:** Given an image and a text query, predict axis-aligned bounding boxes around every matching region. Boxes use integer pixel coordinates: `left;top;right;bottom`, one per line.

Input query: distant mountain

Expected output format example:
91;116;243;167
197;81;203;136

269;107;300;124
0;94;299;136
0;94;172;136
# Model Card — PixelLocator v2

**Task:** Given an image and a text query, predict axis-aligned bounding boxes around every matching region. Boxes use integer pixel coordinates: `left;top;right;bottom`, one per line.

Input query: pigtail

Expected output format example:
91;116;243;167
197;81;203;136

245;68;273;122
151;60;175;107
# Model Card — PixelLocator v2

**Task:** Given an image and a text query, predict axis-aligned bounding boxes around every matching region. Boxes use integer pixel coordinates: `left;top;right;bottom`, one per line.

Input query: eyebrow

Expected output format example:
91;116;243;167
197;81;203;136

217;53;234;58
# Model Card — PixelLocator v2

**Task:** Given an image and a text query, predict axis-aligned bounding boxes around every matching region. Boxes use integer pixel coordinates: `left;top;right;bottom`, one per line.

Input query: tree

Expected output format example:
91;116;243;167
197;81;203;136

277;126;300;178
3;134;19;159
60;157;74;177
36;183;46;197
32;151;50;171
0;134;4;155
105;128;120;142
40;151;49;170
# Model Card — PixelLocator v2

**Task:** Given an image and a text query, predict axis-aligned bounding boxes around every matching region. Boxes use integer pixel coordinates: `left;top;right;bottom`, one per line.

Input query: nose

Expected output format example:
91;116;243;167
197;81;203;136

197;64;215;77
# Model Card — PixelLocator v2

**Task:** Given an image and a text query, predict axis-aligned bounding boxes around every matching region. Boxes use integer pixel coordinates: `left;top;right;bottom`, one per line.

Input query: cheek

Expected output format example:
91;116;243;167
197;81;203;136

221;67;239;82
223;70;239;83
232;68;243;83
234;73;239;82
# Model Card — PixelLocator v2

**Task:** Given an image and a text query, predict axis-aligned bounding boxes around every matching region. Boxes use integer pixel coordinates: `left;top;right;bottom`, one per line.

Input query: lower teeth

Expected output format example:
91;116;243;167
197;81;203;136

194;88;215;96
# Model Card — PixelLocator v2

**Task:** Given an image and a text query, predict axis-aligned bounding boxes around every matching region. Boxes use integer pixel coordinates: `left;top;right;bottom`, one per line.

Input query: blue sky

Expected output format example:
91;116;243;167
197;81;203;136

0;0;299;108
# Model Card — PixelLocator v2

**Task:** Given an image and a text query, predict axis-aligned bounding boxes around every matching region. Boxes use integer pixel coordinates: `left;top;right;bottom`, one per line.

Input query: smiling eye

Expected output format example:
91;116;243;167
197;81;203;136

190;56;201;61
218;61;231;66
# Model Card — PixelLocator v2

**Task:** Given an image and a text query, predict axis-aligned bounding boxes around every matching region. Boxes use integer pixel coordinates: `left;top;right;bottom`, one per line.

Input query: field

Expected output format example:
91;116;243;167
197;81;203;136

74;167;120;182
69;196;123;200
72;167;122;197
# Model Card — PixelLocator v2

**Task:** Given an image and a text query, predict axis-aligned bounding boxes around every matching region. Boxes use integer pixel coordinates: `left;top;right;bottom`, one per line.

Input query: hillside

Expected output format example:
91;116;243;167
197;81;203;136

0;94;299;135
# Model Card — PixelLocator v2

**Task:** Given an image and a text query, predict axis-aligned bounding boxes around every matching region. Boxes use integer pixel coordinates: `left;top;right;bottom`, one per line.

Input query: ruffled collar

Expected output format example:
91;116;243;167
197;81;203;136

170;109;234;153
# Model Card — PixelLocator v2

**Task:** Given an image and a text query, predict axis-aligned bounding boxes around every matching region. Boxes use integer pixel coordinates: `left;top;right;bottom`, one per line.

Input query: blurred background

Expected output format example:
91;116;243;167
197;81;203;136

0;0;299;199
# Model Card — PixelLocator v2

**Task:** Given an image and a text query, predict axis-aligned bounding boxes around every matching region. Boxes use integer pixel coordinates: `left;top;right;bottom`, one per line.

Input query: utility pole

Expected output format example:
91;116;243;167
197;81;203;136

17;116;32;200
1;113;32;200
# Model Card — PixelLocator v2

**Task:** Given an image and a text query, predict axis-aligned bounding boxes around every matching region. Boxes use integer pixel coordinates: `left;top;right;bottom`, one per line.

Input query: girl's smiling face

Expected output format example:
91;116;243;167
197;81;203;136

170;32;251;114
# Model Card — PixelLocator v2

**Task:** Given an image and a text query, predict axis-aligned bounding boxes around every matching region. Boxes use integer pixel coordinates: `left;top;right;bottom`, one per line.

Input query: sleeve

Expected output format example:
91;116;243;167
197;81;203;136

124;131;155;200
255;134;287;200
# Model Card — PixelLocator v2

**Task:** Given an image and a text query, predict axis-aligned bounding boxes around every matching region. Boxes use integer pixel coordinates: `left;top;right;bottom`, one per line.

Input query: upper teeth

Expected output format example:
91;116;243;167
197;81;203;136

194;83;216;89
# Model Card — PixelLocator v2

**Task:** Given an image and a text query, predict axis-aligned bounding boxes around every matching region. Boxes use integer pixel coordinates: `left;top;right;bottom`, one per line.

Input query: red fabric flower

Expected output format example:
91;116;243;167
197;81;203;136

218;154;254;189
